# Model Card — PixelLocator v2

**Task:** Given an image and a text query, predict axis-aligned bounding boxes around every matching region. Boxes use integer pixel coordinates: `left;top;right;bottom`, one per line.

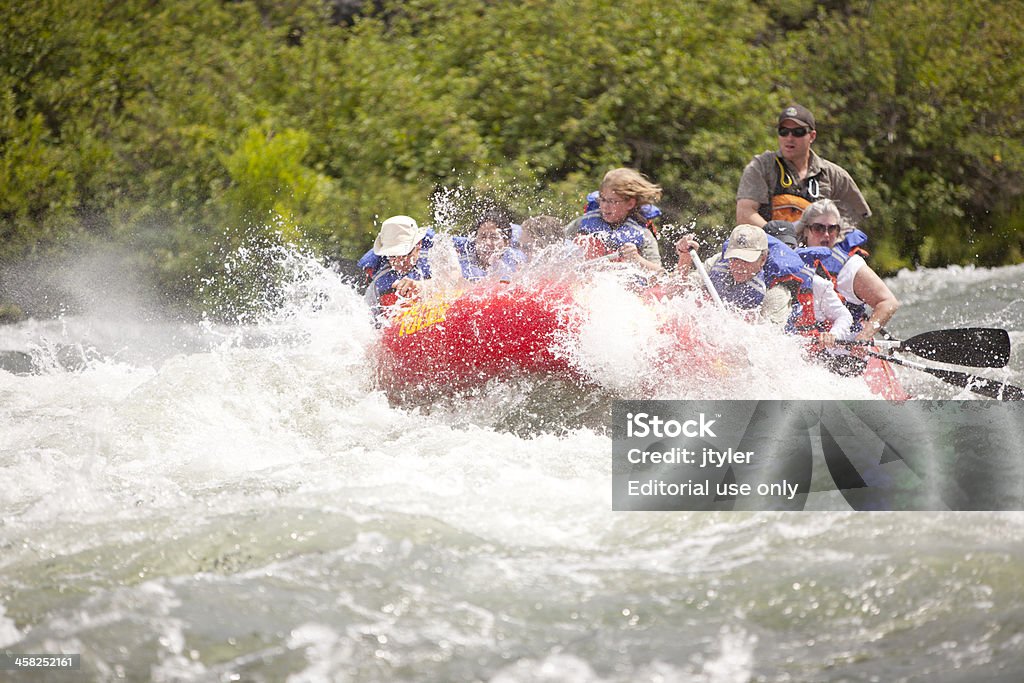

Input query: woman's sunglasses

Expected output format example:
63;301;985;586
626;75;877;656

778;127;810;138
809;223;841;235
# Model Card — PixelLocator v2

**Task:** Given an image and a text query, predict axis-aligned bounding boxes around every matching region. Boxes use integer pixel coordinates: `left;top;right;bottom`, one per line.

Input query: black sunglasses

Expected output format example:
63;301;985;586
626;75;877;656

778;126;810;138
809;223;841;234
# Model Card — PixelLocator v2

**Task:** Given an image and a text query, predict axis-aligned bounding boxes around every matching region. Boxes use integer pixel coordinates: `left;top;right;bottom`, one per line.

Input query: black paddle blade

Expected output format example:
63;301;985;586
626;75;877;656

902;327;1010;368
918;365;1024;401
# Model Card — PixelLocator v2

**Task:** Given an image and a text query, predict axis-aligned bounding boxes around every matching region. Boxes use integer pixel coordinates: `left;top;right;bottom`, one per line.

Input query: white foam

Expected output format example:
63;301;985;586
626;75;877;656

700;625;758;683
490;653;606;683
0;603;23;647
286;623;355;683
562;268;876;400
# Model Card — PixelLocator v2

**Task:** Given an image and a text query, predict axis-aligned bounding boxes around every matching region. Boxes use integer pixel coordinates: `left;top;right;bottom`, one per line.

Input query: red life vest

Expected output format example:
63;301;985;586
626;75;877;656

796;230;871;331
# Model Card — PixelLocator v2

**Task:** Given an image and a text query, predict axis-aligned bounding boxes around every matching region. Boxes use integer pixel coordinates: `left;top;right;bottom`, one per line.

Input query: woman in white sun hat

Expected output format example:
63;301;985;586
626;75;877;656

357;215;434;312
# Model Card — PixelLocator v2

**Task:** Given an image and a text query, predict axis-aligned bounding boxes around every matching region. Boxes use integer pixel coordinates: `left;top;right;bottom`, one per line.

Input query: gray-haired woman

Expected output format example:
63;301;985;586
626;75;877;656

795;199;900;341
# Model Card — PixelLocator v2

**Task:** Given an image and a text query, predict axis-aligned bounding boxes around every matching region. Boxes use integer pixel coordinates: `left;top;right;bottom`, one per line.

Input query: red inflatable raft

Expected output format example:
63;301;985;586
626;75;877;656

374;279;909;402
375;280;582;399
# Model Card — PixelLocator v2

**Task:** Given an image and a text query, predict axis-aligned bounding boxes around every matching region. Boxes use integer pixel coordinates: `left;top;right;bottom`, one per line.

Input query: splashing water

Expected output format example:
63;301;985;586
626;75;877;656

1;246;1023;681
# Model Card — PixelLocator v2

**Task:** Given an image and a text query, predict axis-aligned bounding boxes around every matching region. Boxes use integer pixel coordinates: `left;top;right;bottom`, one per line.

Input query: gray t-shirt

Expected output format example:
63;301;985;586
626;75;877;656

736;150;871;224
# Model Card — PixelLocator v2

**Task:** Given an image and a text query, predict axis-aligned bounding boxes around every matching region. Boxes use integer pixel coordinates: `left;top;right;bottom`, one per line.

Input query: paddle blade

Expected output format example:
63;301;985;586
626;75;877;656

901;327;1010;368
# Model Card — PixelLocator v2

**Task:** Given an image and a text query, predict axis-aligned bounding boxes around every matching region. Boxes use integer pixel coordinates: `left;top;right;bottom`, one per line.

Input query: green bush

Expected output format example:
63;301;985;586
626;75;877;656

1;0;1022;318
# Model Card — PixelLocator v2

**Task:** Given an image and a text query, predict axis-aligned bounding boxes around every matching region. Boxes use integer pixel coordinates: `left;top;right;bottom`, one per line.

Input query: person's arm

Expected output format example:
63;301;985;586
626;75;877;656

851;265;900;340
673;235;702;277
736;198;767;227
619;227;664;272
735;157;771;226
664;235;711;292
393;278;419;297
638;226;661;262
812;274;854;343
619;243;664;272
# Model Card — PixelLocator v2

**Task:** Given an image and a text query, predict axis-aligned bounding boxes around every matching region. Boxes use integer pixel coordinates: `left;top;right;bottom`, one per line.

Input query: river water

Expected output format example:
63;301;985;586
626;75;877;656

1;254;1023;682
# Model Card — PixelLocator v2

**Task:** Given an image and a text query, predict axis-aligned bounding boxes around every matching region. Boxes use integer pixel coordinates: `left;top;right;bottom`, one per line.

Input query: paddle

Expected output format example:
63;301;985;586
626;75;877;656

866;350;1023;401
839;327;1010;368
690;248;724;308
578;252;620;268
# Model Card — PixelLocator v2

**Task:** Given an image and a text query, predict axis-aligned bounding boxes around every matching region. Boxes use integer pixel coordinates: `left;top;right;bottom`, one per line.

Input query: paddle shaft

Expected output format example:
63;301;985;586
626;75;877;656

690;248;724;308
580;252;620;267
866;350;1023;401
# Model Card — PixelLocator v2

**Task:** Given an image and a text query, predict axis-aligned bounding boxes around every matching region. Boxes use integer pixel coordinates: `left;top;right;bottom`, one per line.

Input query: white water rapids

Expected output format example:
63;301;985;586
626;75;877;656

1;253;1023;681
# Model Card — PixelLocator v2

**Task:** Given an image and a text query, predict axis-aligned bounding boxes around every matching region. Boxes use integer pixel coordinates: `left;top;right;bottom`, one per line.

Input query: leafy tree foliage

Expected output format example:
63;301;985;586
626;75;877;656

775;0;1024;269
1;0;1021;317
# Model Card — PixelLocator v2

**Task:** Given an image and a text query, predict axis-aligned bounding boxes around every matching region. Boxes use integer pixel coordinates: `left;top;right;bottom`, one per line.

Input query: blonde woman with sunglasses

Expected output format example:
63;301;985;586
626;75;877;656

794;199;900;341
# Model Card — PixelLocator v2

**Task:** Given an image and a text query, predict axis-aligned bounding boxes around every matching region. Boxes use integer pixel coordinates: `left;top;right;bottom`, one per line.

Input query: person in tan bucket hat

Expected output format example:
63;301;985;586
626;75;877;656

358;215;435;312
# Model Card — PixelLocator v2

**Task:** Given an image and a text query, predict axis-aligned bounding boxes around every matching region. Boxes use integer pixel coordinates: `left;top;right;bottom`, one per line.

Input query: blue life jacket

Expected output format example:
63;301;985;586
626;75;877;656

358;228;435;306
796;230;869;274
714;234;815;331
766;239;820;335
452;236;526;281
762;235;813;290
708;258;768;309
585;191;662;235
796;229;870;328
575;210;649;251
